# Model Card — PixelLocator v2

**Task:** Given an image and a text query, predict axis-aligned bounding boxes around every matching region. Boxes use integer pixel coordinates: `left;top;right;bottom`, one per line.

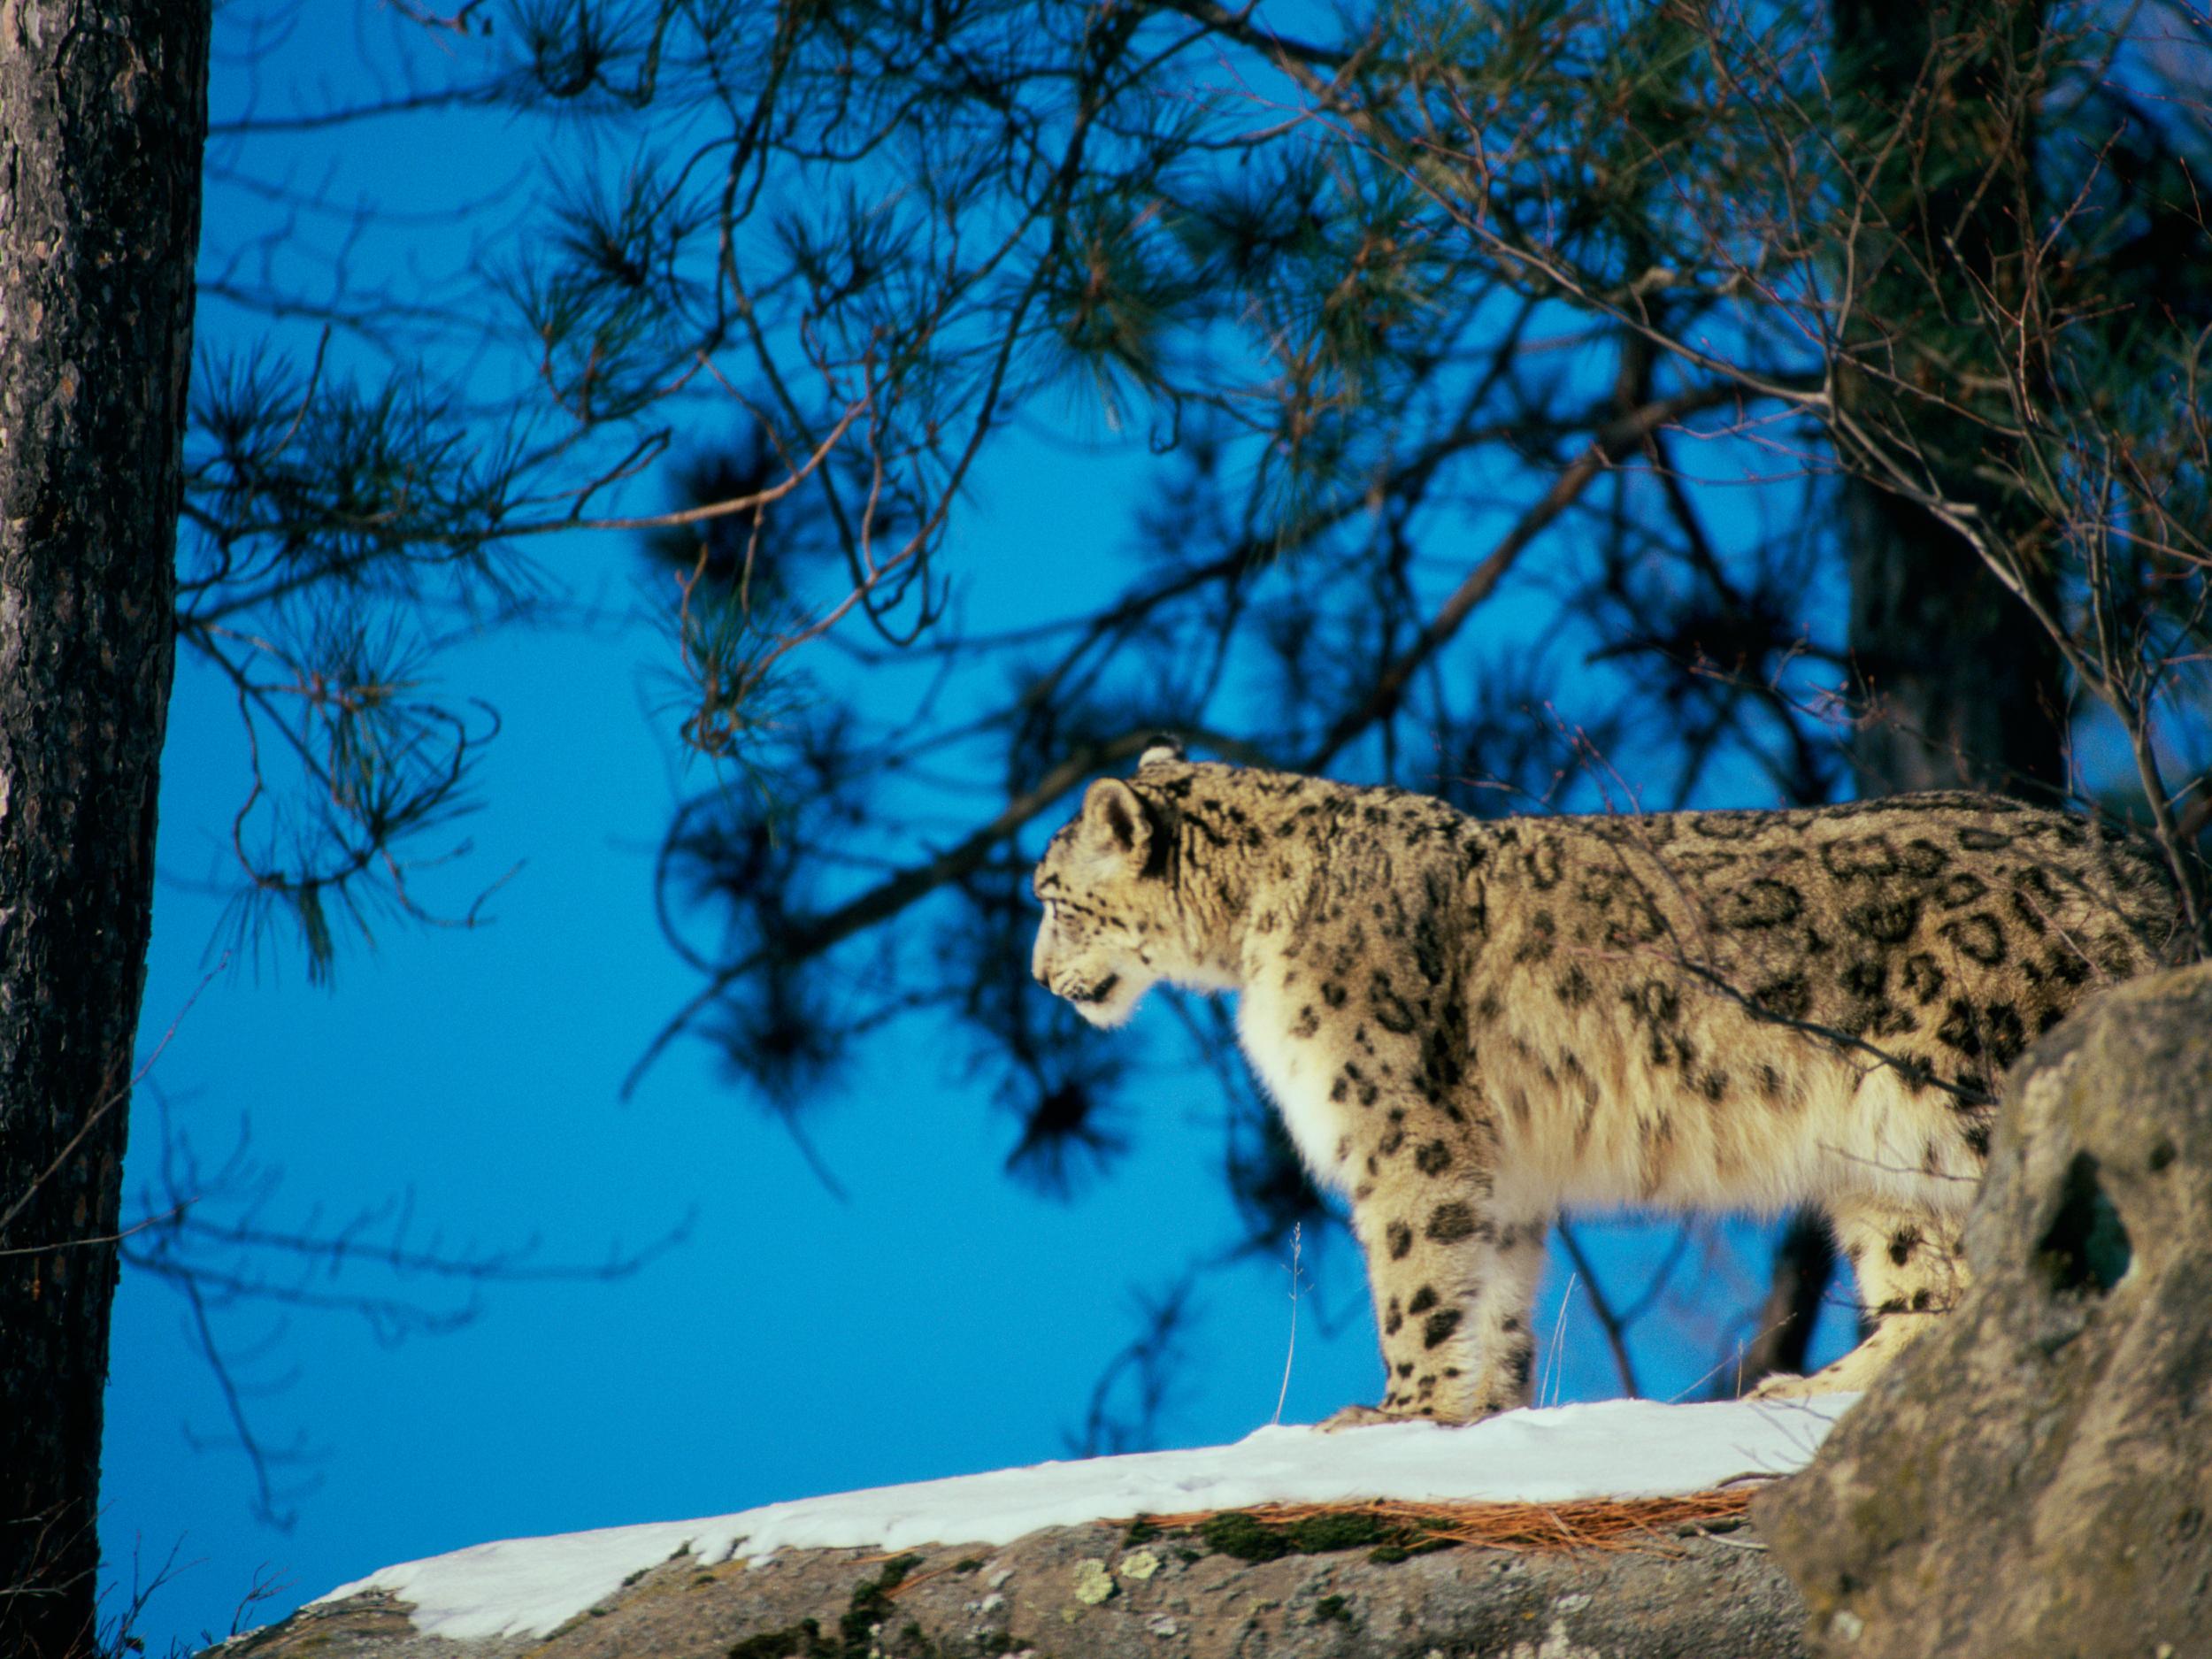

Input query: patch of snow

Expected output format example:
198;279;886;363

311;1394;1855;1641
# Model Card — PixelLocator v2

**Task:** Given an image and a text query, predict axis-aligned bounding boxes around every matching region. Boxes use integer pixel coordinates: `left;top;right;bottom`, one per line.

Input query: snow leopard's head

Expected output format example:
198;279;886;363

1029;743;1198;1029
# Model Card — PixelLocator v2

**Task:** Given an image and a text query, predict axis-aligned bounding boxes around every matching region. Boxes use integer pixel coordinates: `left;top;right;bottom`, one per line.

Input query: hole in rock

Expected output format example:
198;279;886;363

2037;1152;2131;1296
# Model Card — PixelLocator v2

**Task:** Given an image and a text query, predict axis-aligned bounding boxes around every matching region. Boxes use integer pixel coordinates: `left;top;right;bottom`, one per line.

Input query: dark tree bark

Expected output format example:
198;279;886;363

0;4;209;1654
1739;0;2064;1396
1843;491;2067;796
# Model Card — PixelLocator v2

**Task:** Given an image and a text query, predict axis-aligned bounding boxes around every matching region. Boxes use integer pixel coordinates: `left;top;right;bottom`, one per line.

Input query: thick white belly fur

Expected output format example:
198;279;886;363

1233;978;1978;1224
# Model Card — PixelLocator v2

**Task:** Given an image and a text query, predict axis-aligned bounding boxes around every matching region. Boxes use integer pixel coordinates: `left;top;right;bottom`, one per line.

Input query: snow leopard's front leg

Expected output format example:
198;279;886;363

1327;1177;1550;1427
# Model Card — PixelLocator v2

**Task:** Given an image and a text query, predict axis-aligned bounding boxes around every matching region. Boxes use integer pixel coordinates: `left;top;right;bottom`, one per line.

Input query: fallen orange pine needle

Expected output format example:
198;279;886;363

1120;1484;1768;1555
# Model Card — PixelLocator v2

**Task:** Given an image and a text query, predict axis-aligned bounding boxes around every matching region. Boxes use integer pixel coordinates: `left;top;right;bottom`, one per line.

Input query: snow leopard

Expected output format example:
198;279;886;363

1029;740;2179;1425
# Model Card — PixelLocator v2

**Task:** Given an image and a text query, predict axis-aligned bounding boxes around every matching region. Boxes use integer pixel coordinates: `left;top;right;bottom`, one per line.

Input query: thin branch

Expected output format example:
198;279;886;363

1553;1219;1639;1398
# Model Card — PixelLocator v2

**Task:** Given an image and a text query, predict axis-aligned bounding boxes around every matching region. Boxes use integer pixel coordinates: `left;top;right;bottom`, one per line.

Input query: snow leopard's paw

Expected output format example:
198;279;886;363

1315;1404;1408;1432
1746;1370;1813;1401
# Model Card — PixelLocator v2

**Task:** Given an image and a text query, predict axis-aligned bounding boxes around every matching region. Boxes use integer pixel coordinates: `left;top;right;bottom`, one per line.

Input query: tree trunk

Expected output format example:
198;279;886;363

1834;0;2065;801
0;4;208;1654
1723;1212;1839;1398
1740;0;2064;1397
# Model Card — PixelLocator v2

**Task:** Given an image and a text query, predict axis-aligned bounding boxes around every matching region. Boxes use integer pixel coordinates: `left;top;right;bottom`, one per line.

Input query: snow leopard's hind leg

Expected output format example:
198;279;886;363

1750;1198;1967;1399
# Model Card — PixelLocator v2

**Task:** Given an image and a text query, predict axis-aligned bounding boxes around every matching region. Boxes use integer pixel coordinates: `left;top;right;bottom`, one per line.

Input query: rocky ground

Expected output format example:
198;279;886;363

211;1506;1807;1659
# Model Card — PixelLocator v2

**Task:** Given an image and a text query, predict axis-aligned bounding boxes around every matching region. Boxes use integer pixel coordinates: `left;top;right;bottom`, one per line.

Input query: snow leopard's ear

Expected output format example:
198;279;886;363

1137;733;1187;770
1079;778;1153;867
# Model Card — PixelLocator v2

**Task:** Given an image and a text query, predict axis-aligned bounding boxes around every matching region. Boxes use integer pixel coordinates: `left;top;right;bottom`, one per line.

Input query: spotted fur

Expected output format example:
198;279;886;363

1030;750;2178;1425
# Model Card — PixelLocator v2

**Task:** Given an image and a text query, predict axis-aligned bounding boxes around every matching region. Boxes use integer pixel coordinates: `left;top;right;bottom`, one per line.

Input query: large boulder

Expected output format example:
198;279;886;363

1758;960;2212;1657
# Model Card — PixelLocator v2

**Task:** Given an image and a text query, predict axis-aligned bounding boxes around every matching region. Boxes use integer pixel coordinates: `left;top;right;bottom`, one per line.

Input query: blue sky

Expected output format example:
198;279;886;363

96;9;1850;1654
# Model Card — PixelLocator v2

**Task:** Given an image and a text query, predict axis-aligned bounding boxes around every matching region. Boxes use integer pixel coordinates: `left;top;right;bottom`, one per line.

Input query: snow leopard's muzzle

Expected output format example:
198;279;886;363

1032;914;1145;1028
